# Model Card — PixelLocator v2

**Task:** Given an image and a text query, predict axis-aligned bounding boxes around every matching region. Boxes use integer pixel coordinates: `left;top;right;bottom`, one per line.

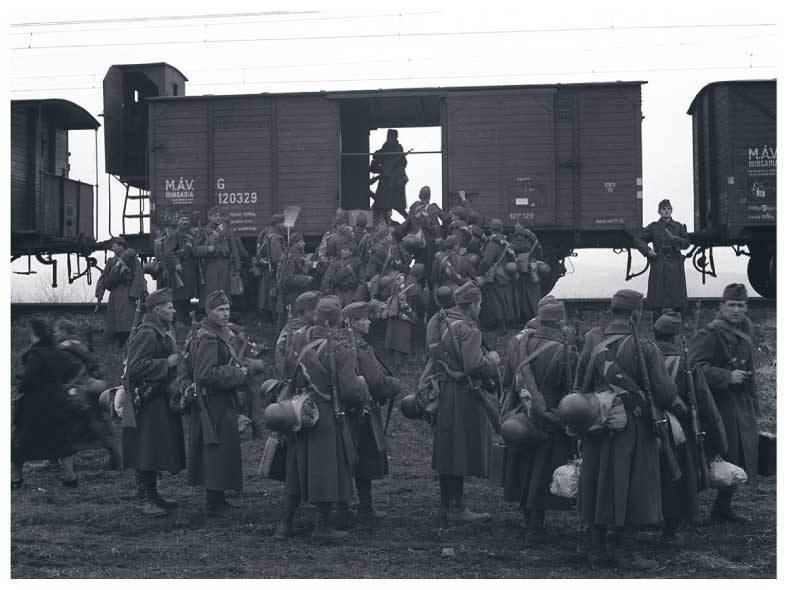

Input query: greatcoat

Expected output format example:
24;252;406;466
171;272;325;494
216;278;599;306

431;307;498;477
96;250;146;337
478;234;516;326
188;318;246;491
123;313;186;473
634;218;690;311
193;220;241;305
255;225;285;313
578;318;678;527
689;315;758;483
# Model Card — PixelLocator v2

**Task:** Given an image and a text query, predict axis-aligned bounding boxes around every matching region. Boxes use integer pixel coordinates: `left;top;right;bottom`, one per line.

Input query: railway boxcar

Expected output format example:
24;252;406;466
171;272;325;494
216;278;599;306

131;66;644;293
688;79;776;298
11;99;99;257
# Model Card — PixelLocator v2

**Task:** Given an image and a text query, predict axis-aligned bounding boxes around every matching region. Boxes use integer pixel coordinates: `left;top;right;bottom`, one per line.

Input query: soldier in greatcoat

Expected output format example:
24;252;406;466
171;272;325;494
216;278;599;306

478;219;516;331
193;207;242;307
123;288;186;517
275;232;319;334
254;213;286;323
188;290;247;515
405;185;448;277
509;222;543;326
321;240;366;308
276;296;370;543
689;283;758;523
95;237;147;347
166;212;200;323
499;300;578;544
578;289;682;571
430;281;501;524
342;302;401;524
634;199;690;319
274;290;322;377
369;129;408;219
384;264;430;368
431;235;473;299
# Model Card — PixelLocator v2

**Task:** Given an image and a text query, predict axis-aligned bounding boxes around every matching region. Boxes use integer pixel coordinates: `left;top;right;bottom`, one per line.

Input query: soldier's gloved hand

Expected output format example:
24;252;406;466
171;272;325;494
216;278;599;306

620;392;640;415
487;351;501;365
167;353;180;367
730;370;747;385
670;397;689;421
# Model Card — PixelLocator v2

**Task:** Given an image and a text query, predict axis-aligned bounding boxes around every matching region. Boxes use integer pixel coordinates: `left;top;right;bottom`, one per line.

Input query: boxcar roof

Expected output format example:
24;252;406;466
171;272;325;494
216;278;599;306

687;79;776;114
11;98;100;130
147;80;647;103
105;62;189;81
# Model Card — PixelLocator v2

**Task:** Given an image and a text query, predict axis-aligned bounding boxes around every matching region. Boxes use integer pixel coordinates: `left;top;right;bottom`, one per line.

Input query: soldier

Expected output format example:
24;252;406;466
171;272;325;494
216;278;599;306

342;302;401;524
188;290;247;515
321;240;365;308
578;289;682;570
369;129;408;220
275;231;319;334
193;207;242;307
405;185;447;277
432;235;472;298
254;213;286;324
634;199;690;319
465;211;486;256
276;296;370;543
353;212;373;268
499;300;578;544
274;290;322;377
123;288;187;517
690;283;758;523
384;265;430;369
430;281;501;523
652;311;702;543
95;237;146;348
510;222;543;326
168;212;199;323
478;218;516;331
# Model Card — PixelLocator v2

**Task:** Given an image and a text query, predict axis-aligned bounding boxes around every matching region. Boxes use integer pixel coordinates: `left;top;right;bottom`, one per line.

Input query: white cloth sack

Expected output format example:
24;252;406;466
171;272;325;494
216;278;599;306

709;456;748;489
550;459;581;499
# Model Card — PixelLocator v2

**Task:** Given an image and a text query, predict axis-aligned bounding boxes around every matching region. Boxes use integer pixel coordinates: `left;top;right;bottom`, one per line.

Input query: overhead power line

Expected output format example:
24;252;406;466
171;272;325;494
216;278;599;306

10;64;776;93
11;22;776;51
10;10;320;27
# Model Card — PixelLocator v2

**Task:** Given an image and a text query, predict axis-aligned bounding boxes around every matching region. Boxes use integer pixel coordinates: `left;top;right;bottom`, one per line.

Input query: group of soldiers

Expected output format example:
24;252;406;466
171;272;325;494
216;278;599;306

12;192;762;572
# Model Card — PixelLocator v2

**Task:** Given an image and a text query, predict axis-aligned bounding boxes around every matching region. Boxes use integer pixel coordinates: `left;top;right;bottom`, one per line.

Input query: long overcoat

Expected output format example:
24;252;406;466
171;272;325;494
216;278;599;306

193;221;241;305
276;247;316;318
163;228;199;302
12;339;92;463
510;227;542;324
369;138;407;212
578;318;678;527
321;257;365;308
500;326;577;512
431;308;498;477
123;314;186;473
634;218;690;310
96;250;146;336
352;331;401;480
255;226;285;313
188;318;246;491
478;234;516;326
690;317;758;483
285;326;369;503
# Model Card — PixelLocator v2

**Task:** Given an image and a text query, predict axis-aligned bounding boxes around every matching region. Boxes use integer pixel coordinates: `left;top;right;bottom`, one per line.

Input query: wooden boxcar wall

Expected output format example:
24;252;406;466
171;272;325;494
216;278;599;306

445;83;642;238
692;81;776;240
11;104;70;235
148;94;339;237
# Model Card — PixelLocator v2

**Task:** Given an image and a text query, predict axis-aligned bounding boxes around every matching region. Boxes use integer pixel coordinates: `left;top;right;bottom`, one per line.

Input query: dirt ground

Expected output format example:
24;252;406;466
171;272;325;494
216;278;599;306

9;303;777;579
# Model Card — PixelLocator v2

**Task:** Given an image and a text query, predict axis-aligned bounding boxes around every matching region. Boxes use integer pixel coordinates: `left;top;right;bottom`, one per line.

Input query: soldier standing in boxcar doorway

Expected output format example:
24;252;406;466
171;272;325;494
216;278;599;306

188;290;248;515
95;237;147;348
254;213;286;324
123;288;186;517
634;199;690;319
369;129;408;220
689;283;758;523
194;207;242;307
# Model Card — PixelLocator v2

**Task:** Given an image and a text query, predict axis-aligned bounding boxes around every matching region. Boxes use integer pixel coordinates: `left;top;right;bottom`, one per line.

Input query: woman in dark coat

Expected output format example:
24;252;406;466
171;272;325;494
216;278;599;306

188;290;248;514
11;317;92;488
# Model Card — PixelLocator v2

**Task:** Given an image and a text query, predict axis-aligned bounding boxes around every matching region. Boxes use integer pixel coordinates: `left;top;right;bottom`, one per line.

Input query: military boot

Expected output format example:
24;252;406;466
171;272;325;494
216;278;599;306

523;510;547;546
334;502;357;530
356;477;387;524
138;475;167;518
437;475;451;521
711;489;750;523
206;490;230;517
586;524;615;568
311;503;349;544
446;477;490;525
612;527;658;572
273;495;300;540
148;477;179;511
104;445;122;471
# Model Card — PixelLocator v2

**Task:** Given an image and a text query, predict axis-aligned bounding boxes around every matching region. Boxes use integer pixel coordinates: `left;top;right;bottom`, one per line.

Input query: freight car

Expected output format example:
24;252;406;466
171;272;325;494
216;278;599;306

687;80;777;299
10;99;101;286
104;62;645;295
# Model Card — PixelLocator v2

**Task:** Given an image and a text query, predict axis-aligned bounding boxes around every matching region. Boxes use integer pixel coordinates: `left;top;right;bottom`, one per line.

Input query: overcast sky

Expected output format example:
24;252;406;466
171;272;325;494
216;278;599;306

5;0;779;300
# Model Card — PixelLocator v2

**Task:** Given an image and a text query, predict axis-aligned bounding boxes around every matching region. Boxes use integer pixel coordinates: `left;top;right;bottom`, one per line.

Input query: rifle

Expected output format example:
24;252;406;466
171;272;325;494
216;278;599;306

327;332;359;467
440;309;502;435
683;342;710;490
629;317;682;482
190;311;220;445
376;352;397;435
564;326;574;394
347;328;386;453
120;298;144;429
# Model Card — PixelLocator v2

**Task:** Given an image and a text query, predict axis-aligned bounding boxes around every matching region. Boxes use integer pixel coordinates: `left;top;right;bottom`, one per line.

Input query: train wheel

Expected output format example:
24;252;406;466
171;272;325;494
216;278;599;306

747;250;776;299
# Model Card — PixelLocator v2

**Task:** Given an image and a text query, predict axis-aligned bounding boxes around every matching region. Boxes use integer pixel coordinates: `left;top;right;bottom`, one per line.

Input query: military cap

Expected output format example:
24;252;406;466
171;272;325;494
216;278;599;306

410;263;425;278
434;238;446;251
454;280;481;305
368;298;387;320
722;283;748;301
293;290;322;312
489;218;504;231
355;212;368;227
538;300;565;322
207;205;222;217
537;295;557;309
525;317;540;330
146;287;173;310
436;285;454;308
314;295;342;324
418;186;431;200
451;206;468;220
288;231;304;246
444;235;459;249
658;199;672;210
205;289;230;311
610;289;643;311
342;301;369;321
654;311;682;335
110;236;126;246
271;213;285;225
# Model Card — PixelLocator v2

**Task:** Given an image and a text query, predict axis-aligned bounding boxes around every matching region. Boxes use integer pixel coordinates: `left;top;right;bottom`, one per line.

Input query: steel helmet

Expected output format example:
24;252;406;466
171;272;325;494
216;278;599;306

558;393;600;429
435;285;454;308
400;393;422;420
504;261;519;275
262;401;299;432
536;261;551;276
500;413;548;447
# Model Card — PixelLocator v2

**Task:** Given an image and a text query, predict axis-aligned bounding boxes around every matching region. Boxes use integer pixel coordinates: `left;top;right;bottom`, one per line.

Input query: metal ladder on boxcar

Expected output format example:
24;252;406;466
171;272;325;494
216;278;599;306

122;184;150;235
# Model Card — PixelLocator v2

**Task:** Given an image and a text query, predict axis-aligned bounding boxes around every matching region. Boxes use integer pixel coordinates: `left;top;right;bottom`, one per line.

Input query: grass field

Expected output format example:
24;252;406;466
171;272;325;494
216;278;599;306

10;303;777;579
